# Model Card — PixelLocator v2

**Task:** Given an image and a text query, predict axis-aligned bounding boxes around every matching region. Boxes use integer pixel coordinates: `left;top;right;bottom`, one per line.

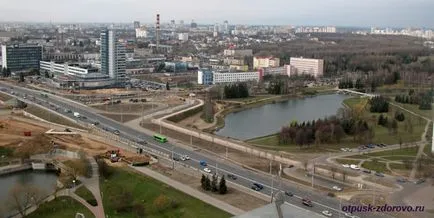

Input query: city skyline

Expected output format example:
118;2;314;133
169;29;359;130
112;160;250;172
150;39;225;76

1;0;433;28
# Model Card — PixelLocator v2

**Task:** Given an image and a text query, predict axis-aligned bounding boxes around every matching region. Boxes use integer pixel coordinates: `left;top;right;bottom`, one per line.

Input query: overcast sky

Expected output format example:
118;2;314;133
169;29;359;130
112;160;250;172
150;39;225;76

1;0;433;27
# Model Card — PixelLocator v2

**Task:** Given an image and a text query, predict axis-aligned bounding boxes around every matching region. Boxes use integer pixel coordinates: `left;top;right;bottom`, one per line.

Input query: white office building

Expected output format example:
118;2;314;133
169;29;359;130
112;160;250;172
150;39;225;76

40;61;96;77
212;71;261;84
289;57;324;77
135;27;147;38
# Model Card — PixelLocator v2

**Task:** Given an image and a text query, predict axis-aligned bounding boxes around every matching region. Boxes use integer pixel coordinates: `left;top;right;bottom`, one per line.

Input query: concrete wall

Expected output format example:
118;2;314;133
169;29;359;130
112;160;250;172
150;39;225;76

152;119;299;166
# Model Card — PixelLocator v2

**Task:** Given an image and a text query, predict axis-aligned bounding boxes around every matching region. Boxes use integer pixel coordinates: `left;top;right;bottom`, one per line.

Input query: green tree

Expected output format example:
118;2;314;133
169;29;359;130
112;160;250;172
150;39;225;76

219;176;227;194
201;174;206;190
211;174;218;192
205;176;211;191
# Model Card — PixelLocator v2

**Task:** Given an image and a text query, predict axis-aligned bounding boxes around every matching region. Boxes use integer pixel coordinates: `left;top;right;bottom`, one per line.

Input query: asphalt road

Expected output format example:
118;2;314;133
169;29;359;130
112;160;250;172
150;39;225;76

0;82;394;218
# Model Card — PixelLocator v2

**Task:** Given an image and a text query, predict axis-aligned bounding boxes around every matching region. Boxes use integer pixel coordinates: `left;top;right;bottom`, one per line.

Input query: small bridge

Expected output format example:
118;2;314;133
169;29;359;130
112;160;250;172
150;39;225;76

337;89;379;98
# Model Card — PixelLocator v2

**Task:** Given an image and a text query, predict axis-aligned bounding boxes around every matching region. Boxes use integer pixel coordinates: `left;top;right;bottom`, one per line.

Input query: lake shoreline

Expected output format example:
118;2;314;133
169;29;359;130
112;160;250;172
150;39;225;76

208;91;345;140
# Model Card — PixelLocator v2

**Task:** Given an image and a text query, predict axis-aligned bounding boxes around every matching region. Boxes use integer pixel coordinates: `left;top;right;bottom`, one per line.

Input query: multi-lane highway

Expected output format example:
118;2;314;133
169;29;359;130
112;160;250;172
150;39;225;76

0;82;392;218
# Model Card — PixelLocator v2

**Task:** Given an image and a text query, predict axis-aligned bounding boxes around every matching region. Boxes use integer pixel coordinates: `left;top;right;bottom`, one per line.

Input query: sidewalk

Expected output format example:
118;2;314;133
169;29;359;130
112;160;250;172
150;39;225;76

130;166;245;216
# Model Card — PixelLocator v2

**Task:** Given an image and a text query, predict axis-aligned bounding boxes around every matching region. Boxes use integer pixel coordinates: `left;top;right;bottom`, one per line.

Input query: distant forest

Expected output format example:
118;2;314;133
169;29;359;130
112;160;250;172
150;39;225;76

249;33;434;78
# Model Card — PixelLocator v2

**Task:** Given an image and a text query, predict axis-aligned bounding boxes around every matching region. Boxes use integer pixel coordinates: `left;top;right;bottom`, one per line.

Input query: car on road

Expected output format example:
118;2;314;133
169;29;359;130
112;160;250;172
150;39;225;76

362;169;371;174
414;178;425;184
203;168;211;173
332;186;343;191
251;185;261;191
344;212;360;218
288;164;294;168
396;178;407;183
173;157;180;161
340;148;352;152
350;164;360;170
302;198;313;207
227;174;237;180
285;191;294;197
375;172;385;177
200;160;207;166
342;164;350;168
113;130;120;135
366;144;376;148
322;210;332;217
183;155;190;160
253;183;264;190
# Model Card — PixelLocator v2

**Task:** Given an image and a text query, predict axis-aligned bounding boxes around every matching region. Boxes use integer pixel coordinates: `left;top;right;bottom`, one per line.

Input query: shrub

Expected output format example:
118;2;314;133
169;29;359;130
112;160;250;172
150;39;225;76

153;195;171;212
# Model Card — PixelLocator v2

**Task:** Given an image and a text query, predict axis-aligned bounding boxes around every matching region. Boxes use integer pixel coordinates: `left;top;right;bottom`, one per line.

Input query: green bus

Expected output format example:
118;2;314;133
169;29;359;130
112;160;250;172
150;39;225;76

153;134;168;143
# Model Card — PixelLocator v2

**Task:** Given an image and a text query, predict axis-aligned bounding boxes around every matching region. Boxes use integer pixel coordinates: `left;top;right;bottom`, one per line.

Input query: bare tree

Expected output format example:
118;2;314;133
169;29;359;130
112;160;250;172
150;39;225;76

8;184;44;217
342;171;347;182
330;167;337;180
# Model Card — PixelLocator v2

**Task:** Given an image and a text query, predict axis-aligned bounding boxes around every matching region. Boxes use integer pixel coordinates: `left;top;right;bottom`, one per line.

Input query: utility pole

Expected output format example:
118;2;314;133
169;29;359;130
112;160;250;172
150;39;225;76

311;162;315;188
159;120;162;134
172;146;175;169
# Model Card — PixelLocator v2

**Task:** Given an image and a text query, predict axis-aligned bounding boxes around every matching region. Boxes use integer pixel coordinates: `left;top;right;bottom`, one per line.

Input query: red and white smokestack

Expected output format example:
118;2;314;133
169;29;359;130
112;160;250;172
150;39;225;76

156;14;160;29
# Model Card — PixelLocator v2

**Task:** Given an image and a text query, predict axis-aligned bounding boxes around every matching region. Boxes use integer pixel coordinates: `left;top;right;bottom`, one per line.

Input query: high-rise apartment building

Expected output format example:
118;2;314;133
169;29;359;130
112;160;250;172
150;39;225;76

1;44;42;72
100;29;126;81
289;57;324;77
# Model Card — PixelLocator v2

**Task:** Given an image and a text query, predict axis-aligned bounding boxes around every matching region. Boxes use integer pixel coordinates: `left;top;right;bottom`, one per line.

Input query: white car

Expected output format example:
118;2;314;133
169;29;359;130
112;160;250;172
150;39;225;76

322;210;332;217
184;155;190;160
350;164;360;170
340;148;347;152
344;212;353;217
203;168;211;173
332;186;343;191
342;164;350;168
180;156;186;161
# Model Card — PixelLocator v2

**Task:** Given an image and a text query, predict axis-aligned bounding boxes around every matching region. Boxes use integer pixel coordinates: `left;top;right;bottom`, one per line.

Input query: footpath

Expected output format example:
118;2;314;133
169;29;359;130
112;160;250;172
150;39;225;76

130;165;245;216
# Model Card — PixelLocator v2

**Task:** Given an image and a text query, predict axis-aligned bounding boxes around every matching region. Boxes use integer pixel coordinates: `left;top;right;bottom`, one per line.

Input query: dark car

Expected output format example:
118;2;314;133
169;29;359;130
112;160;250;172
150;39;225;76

375;172;385;177
396;178;407;183
288;164;294;168
285;191;294;197
379;143;387;147
363;169;371;174
253;183;264;190
251;186;261;191
227;174;237;180
414;179;425;184
173;157;180;161
302;198;313;207
93;121;100;125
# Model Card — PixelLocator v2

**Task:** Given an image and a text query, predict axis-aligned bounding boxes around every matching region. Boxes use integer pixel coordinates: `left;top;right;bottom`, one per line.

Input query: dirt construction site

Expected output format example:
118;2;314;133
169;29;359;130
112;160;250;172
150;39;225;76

0;112;148;163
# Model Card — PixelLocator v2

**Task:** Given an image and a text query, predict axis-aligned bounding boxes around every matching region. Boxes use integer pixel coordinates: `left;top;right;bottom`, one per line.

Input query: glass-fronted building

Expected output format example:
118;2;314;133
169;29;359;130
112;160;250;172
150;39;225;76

100;29;126;82
1;44;42;72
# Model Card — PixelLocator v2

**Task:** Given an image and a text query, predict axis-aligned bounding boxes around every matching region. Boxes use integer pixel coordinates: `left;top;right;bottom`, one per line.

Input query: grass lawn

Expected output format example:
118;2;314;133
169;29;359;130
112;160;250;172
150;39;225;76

424;143;433;157
389;163;409;171
390;102;433;120
363;146;419;157
335;159;361;165
101;167;232;218
343;97;427;145
248;134;359;153
361;160;390;173
24;105;82;129
26;196;94;218
75;186;97;206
